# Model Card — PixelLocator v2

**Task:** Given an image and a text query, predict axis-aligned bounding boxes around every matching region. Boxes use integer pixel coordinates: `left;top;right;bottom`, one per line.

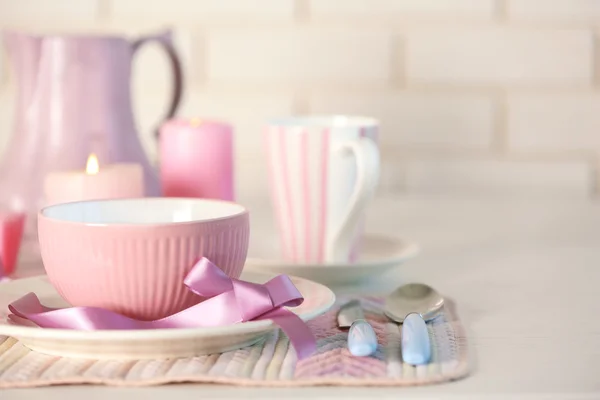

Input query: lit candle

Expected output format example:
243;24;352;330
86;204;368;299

159;118;234;201
43;154;145;206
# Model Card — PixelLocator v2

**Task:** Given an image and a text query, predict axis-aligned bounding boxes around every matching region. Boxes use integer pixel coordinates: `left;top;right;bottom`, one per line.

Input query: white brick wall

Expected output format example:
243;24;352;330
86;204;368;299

508;93;600;152
179;90;295;160
309;0;495;20
508;0;600;22
0;0;598;200
404;158;591;198
406;28;593;85
207;29;392;87
0;0;100;25
109;0;295;23
309;92;494;149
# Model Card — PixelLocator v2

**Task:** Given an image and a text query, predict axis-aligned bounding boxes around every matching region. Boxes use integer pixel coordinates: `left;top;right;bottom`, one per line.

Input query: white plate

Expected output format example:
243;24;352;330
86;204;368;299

245;234;420;286
0;272;335;359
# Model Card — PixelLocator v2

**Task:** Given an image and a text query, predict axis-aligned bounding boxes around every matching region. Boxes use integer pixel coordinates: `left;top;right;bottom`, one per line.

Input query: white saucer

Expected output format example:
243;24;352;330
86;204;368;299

0;272;335;360
245;234;420;286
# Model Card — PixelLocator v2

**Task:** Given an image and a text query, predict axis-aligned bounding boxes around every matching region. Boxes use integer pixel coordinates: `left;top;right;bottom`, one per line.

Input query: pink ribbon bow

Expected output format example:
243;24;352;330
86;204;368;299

8;258;316;360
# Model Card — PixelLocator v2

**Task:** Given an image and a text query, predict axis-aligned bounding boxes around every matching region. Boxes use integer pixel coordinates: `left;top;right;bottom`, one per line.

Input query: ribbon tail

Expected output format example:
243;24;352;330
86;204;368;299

8;293;144;330
9;292;56;318
259;308;316;361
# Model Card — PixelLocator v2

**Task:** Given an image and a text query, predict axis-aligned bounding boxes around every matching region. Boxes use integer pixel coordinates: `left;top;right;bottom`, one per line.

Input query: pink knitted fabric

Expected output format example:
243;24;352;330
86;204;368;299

0;297;469;388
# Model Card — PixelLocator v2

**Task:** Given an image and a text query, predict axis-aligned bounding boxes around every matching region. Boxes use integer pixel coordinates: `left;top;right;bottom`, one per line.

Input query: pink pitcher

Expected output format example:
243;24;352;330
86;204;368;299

0;30;183;237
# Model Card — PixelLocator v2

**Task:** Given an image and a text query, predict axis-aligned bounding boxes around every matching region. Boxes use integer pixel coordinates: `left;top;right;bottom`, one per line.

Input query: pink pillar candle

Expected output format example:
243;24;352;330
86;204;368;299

0;212;26;277
159;118;234;201
44;154;145;206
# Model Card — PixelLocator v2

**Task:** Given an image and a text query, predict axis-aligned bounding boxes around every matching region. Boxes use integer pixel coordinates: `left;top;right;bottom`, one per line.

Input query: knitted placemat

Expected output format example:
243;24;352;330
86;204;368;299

0;297;469;388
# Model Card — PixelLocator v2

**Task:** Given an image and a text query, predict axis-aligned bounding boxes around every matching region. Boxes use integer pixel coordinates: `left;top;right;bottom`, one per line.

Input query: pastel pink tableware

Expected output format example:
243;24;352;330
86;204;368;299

266;116;380;265
0;212;26;277
160;119;234;201
0;29;183;237
38;198;249;321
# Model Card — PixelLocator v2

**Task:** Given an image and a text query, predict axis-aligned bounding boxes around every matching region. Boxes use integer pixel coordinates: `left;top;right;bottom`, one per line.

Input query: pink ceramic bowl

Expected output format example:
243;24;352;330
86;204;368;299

38;198;249;321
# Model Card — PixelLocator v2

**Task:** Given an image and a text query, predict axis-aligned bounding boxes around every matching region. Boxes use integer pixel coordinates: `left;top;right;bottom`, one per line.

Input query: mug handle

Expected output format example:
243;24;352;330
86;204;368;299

325;137;380;263
132;30;184;140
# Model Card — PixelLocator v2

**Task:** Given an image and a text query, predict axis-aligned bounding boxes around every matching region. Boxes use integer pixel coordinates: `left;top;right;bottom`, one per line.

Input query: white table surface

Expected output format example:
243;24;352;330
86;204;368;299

3;195;600;399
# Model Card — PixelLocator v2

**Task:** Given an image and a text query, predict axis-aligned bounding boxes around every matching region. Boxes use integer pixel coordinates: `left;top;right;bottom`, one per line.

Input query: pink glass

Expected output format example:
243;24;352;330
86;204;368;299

0;212;26;277
0;30;183;237
159;119;234;201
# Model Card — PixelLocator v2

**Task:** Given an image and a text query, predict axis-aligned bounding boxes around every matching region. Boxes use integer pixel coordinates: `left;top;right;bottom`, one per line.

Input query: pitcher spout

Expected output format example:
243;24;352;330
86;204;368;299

2;31;43;106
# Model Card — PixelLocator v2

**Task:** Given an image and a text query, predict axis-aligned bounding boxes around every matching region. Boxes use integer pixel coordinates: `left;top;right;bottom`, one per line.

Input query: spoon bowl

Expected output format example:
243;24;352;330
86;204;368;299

384;283;444;323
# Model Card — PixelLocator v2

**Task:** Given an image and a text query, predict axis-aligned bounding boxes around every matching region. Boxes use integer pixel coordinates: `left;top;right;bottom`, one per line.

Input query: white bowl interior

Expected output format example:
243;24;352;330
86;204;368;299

42;198;246;225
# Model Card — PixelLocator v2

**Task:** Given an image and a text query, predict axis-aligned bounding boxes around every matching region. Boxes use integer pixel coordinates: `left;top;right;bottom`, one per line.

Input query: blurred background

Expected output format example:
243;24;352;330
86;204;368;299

0;0;598;205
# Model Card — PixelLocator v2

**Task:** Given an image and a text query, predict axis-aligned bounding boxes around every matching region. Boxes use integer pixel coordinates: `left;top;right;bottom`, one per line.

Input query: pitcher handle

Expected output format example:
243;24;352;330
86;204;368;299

132;30;184;139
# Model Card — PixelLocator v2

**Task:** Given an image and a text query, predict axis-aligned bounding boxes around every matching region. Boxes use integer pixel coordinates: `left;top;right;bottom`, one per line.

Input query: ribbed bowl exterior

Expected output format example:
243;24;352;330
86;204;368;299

38;212;250;321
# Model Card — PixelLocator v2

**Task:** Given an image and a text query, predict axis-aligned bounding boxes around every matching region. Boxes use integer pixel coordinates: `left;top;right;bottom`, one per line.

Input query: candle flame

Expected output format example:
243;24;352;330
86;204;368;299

190;118;202;127
86;153;99;175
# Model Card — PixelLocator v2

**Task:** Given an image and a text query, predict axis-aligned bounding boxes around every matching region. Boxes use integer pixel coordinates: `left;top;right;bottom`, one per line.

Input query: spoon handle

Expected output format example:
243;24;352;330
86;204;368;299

348;319;378;357
401;313;431;365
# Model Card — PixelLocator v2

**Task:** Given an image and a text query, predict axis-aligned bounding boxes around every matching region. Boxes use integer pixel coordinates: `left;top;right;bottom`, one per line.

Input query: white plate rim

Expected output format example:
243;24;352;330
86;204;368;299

0;275;336;341
246;236;420;269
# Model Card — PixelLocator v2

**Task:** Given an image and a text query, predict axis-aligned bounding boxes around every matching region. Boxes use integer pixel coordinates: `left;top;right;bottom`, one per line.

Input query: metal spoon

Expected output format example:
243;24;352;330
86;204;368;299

384;283;444;365
384;282;444;323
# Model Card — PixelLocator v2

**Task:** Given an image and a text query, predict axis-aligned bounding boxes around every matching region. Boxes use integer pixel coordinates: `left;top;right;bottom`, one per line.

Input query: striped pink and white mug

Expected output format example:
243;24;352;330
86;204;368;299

265;116;380;264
